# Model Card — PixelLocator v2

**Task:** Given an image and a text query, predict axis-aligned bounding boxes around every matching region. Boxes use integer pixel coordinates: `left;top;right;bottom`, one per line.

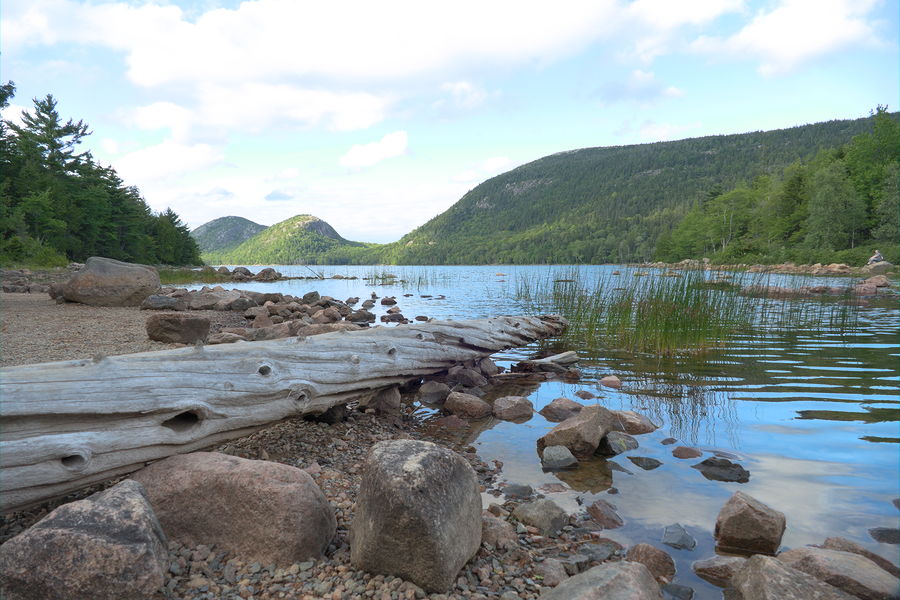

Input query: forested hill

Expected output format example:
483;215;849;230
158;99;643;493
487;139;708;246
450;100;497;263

202;214;367;265
191;216;267;254
371;112;893;265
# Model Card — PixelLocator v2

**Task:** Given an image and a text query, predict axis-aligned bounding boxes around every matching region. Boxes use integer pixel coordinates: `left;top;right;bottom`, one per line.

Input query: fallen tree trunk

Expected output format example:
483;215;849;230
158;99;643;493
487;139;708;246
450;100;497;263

0;315;564;513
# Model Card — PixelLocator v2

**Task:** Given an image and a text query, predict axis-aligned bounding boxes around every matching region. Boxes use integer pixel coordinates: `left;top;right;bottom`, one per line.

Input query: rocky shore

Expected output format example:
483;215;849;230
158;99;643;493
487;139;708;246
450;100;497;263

643;258;896;277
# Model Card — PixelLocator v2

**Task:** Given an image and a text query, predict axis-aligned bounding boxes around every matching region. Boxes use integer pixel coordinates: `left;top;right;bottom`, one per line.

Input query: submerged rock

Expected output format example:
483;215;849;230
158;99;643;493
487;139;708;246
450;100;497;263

692;456;750;483
662;523;696;550
597;431;639;456
629;456;663;470
587;498;624;529
542;445;578;470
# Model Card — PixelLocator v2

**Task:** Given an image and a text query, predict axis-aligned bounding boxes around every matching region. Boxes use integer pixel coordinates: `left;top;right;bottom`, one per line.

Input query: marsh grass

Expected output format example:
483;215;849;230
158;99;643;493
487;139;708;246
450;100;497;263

158;268;231;285
516;267;861;356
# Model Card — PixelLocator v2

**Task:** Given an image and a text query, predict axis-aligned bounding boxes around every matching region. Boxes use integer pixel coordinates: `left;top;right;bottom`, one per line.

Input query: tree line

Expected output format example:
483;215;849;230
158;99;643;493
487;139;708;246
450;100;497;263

655;107;899;265
0;83;201;267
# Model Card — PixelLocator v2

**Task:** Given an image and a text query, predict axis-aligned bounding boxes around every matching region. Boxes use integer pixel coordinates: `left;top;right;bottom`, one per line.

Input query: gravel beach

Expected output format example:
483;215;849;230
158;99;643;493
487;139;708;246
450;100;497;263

0;290;605;600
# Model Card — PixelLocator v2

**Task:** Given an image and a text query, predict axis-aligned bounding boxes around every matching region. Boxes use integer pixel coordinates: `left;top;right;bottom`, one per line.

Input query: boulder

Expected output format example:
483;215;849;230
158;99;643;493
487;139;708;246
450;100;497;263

448;367;489;388
862;262;894;275
597;431;639;456
62;256;160;306
863;275;891;287
187;289;241;310
869;528;900;544
600;375;622;388
626;543;676;584
692;456;750;483
418;380;451;404
777;546;899;600
628;456;662;470
537;405;616;459
541;445;578;470
0;480;167;600
692;555;747;587
140;294;186;311
535;558;570;587
481;512;518;550
512;498;568;537
610;410;658;434
216;266;230;275
493;395;534;420
350;440;481;593
539;397;584;422
254;267;281;281
347;309;376;324
478;357;500;376
539;561;663;600
587;498;624;529
358;386;401;415
145;313;210;344
662;523;696;550
820;537;900;578
729;554;857;599
672;446;702;459
715;491;785;555
131;452;335;565
444;391;492;419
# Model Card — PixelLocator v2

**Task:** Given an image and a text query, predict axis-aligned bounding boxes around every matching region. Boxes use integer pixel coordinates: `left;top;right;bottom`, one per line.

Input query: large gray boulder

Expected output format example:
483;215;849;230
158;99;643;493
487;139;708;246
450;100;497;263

350;440;481;593
539;561;663;599
861;262;894;275
493;395;534;420
62;256;160;306
132;452;334;565
539;397;584;422
0;480;167;600
715;491;785;555
728;554;857;599
820;537;900;578
537;405;616;459
444;391;492;419
777;546;899;600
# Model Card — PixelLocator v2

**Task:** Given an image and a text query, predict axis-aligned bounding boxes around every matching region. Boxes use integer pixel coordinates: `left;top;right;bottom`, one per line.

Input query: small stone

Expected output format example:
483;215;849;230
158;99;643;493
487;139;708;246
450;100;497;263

661;438;677;445
692;457;750;483
534;558;568;587
503;483;533;499
626;543;676;584
596;432;639;456
599;375;621;388
512;499;568;537
691;555;746;587
660;582;694;599
587;499;623;529
869;527;900;544
662;523;696;550
541;446;578;470
672;446;702;459
628;456;663;470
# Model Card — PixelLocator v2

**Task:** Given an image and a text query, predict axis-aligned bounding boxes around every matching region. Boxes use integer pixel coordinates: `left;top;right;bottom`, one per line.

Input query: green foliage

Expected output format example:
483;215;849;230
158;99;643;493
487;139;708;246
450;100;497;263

204;215;366;265
660;108;900;265
0;83;202;267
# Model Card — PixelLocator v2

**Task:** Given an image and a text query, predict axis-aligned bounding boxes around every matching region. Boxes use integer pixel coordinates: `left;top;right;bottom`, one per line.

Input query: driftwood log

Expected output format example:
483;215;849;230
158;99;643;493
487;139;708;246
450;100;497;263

0;315;564;513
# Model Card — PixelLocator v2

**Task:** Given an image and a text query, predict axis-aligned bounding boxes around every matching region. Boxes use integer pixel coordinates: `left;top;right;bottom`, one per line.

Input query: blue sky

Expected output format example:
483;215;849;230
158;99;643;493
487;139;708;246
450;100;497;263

2;0;897;242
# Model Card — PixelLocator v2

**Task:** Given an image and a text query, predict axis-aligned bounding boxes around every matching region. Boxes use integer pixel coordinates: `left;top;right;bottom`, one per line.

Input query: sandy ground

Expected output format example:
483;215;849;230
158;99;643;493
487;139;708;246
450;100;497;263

0;292;244;367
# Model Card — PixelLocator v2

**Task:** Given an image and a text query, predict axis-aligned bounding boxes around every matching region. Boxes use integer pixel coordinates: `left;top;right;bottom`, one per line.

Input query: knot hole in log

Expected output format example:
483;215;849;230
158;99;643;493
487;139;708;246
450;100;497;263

258;364;272;376
387;347;397;357
162;411;201;433
60;449;91;472
289;387;310;407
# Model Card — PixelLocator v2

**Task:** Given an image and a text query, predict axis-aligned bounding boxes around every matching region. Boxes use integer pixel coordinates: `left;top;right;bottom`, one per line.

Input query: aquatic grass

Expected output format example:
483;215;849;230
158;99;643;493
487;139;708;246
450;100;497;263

514;267;862;356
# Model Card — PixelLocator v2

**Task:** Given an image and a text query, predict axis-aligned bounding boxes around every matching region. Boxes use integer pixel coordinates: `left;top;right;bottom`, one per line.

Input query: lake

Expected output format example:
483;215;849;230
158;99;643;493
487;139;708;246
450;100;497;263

190;264;899;598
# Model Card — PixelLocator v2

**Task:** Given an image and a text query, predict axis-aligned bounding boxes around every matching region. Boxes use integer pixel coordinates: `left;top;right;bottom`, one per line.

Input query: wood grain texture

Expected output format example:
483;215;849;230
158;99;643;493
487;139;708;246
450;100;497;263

0;315;564;512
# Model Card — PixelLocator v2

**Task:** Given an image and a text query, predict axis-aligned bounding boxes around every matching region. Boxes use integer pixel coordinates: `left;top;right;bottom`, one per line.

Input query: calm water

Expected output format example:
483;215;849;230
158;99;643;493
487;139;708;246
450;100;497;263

192;265;899;597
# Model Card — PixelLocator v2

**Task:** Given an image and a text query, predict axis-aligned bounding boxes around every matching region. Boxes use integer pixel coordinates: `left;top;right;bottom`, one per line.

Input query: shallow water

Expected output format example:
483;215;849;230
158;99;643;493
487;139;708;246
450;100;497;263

192;264;899;597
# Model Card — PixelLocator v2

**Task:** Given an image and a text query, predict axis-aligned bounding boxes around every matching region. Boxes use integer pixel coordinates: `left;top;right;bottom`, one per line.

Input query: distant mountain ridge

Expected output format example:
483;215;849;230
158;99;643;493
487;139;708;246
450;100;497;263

191;216;267;254
201;214;366;264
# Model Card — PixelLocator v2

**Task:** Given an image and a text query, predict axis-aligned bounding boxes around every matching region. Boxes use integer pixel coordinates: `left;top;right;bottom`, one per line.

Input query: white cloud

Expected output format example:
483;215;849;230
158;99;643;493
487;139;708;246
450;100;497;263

627;0;745;29
439;81;490;110
638;120;699;141
2;0;623;87
690;0;881;75
131;101;194;142
597;70;685;104
100;138;119;155
114;140;224;183
1;103;28;128
452;156;515;184
339;131;408;169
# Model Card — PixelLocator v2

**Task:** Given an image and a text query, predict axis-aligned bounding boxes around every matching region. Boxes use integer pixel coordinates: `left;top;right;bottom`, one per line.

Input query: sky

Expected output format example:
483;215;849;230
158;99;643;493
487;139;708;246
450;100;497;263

2;0;897;243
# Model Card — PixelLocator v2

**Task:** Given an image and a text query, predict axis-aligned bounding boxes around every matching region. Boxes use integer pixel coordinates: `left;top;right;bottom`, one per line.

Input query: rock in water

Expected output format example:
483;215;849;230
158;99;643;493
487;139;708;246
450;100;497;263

715;491;785;555
350;440;481;593
777;546;899;600
692;555;747;587
729;555;857;599
537;405;616;458
444;391;492;419
417;380;451;404
662;523;697;550
542;445;578;470
539;397;584;422
610;410;658;434
587;499;624;529
62;256;160;306
0;480;168;600
539;561;663;599
493;395;534;420
132;452;335;565
597;431;639;456
626;543;676;584
692;456;750;483
820;537;900;577
145;313;210;343
512;498;569;537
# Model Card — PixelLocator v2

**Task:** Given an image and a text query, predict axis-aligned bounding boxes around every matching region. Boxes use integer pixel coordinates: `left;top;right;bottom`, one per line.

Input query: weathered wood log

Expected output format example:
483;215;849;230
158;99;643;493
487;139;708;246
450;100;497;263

0;315;564;513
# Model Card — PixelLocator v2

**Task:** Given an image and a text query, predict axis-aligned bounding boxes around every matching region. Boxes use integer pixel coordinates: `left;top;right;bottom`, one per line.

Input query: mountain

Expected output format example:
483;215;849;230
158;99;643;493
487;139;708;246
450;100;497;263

191;216;268;254
203;214;366;264
364;113;892;265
